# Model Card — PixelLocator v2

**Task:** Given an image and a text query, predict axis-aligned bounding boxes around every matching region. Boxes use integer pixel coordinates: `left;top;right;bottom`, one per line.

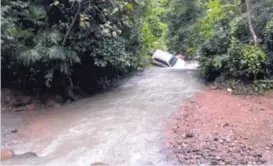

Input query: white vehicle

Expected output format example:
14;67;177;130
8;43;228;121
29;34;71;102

152;50;185;68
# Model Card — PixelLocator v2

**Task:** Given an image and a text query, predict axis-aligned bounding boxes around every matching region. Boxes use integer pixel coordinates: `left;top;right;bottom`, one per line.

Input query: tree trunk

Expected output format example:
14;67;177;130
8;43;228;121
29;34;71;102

62;1;81;46
245;0;258;46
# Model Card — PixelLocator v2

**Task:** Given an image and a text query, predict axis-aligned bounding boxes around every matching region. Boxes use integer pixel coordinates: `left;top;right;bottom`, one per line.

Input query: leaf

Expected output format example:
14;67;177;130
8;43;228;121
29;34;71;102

126;4;134;10
21;5;47;25
35;30;62;44
112;31;117;37
112;8;119;14
50;0;60;6
20;47;43;65
66;50;81;63
45;46;66;60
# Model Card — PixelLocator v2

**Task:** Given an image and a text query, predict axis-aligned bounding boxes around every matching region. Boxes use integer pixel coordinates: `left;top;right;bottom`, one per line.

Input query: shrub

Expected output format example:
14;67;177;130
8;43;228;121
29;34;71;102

1;0;146;99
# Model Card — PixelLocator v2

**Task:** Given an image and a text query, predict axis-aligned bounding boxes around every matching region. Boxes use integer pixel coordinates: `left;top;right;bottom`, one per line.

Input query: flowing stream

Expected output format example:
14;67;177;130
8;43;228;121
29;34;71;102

2;65;203;165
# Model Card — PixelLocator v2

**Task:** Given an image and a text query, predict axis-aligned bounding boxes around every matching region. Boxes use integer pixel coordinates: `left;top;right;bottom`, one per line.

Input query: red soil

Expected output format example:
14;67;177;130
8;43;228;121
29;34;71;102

164;88;273;165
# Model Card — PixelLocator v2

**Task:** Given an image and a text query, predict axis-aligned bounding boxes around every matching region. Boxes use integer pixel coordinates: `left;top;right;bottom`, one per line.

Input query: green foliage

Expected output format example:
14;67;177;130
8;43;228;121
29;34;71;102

141;0;168;51
166;0;272;84
196;0;273;83
1;0;147;98
165;0;203;56
240;45;266;77
200;0;225;39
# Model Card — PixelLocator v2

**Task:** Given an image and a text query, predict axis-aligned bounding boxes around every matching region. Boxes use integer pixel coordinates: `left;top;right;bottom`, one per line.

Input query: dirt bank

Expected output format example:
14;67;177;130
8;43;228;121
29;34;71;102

1;89;62;113
164;89;273;165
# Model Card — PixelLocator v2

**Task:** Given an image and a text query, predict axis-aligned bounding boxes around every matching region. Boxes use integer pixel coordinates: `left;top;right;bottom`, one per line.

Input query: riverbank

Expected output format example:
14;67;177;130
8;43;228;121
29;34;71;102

164;88;273;165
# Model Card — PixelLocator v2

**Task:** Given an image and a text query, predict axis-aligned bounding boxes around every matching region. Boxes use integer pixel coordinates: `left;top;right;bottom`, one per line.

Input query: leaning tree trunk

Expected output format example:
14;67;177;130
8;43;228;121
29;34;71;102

245;0;258;46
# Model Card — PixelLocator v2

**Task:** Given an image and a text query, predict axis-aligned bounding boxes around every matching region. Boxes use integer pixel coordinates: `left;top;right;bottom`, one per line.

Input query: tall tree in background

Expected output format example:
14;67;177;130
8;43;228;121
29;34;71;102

245;0;257;46
165;0;202;56
141;0;168;51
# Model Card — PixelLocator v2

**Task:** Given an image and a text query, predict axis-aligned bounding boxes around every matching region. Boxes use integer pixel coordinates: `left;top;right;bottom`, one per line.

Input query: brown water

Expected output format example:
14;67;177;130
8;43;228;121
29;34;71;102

1;67;203;165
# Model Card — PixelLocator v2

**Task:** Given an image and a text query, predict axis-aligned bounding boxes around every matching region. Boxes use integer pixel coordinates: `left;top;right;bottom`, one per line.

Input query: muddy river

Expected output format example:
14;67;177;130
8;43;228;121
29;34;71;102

2;65;203;165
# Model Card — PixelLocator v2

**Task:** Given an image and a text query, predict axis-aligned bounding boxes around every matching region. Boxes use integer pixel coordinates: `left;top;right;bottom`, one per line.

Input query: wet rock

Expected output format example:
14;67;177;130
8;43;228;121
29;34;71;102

11;129;18;133
1;148;15;160
91;162;109;166
14;152;38;159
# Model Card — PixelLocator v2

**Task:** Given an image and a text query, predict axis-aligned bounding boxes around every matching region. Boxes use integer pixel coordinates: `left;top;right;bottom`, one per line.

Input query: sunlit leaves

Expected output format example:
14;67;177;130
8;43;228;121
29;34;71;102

80;14;90;28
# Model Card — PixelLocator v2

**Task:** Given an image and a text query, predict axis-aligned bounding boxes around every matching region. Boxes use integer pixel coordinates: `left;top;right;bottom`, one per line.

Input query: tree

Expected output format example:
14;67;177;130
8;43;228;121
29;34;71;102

165;0;202;56
245;0;257;46
1;0;148;99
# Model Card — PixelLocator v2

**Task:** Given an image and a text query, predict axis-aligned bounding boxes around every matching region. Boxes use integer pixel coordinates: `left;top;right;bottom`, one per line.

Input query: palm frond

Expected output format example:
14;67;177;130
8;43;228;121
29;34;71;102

21;5;47;25
20;46;43;66
66;50;81;63
45;46;66;60
35;30;62;44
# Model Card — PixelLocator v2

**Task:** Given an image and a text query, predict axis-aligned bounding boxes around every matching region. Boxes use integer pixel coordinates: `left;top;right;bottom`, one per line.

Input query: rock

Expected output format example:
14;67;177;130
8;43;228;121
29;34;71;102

227;88;232;92
91;162;109;166
183;133;194;138
11;129;18;133
213;137;219;141
14;152;38;159
210;85;218;90
262;150;271;161
1;148;15;160
225;137;231;143
215;156;221;160
223;123;229;127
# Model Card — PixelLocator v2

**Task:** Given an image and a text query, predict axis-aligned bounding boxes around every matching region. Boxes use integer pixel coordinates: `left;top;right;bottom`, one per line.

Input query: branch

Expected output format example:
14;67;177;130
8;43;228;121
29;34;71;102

245;0;258;46
62;1;81;46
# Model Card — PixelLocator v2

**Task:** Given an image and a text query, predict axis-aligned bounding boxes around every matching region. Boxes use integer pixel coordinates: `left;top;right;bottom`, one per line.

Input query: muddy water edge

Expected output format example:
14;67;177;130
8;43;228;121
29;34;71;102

1;67;203;165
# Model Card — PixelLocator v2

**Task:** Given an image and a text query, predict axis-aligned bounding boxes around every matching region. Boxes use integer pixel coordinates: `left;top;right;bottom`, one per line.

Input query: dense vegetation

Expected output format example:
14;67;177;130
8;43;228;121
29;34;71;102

2;0;272;99
166;0;273;86
1;0;151;99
